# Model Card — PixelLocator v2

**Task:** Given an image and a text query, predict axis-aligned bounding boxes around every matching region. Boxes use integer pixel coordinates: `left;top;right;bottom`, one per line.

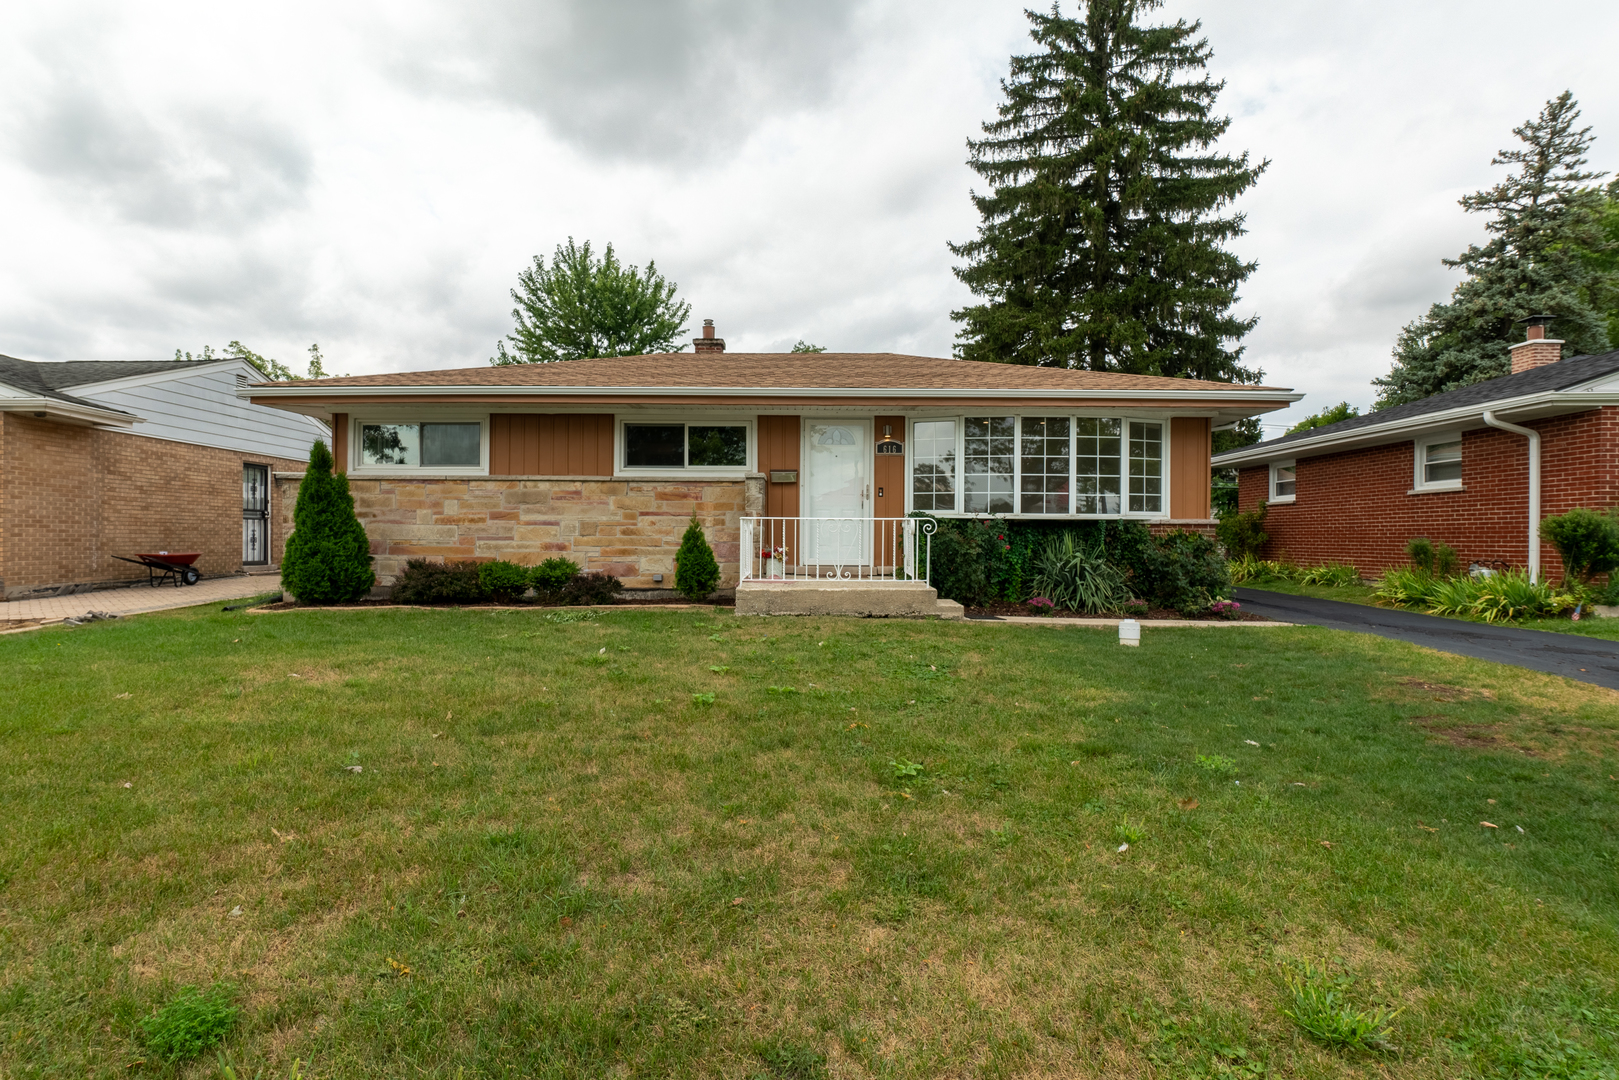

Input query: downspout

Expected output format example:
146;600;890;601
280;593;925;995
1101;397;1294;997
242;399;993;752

1481;410;1540;582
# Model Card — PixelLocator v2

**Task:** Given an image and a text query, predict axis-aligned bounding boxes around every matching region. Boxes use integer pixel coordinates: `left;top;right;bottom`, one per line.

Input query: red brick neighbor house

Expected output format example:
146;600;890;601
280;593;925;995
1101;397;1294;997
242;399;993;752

244;324;1299;601
0;354;329;598
1213;322;1619;581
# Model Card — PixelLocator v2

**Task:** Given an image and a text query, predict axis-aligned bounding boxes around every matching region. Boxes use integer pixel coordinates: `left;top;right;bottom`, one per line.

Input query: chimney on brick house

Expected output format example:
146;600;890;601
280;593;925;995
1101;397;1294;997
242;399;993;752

693;318;725;354
1509;315;1563;374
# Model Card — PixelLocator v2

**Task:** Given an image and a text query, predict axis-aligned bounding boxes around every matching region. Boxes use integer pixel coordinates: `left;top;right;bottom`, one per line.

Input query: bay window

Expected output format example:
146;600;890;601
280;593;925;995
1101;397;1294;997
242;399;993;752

908;414;1168;518
911;420;957;512
963;416;1015;515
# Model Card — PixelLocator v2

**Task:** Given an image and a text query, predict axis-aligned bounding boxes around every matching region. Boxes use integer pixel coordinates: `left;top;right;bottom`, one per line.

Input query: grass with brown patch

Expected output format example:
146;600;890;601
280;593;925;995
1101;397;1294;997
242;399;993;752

1;605;1617;1078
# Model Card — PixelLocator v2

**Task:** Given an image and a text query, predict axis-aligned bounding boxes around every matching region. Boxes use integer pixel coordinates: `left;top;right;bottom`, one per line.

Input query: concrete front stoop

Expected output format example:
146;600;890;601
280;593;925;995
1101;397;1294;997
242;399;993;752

736;579;961;619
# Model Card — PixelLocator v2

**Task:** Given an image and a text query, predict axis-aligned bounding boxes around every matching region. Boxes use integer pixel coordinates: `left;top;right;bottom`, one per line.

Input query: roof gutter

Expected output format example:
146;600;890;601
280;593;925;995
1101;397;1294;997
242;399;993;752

1481;410;1541;583
0;397;140;426
239;383;1303;404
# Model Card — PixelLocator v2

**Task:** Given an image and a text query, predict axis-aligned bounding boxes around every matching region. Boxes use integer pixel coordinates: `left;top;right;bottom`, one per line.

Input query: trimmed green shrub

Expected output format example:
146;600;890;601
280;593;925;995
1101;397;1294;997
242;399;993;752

1405;537;1435;573
139;983;240;1063
1539;507;1619;583
530;557;580;597
391;559;485;604
478;560;529;602
1116;528;1232;617
1405;537;1461;578
280;441;375;603
560;571;623;606
1216;501;1268;560
1028;532;1130;613
929;520;995;606
674;516;720;600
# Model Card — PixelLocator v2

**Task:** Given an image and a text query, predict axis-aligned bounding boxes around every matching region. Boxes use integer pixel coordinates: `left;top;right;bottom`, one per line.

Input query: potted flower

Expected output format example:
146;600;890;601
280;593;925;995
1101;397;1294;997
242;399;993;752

761;545;788;579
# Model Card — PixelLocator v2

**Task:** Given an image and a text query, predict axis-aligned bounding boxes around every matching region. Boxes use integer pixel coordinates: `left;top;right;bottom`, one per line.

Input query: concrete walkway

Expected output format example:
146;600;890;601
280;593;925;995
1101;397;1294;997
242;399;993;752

0;576;277;631
1235;587;1619;690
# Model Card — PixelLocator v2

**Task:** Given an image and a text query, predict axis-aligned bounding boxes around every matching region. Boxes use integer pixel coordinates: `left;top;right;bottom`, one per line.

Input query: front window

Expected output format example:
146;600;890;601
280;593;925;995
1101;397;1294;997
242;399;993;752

1128;421;1163;514
624;422;748;470
1423;440;1462;484
1019;416;1071;514
1075;418;1122;515
911;420;957;512
964;416;1015;515
360;422;481;468
1271;460;1297;501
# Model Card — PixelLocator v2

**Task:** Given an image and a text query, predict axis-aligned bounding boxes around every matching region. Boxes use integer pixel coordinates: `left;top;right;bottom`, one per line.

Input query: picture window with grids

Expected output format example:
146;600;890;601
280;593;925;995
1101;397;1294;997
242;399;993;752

911;420;957;512
963;416;1015;515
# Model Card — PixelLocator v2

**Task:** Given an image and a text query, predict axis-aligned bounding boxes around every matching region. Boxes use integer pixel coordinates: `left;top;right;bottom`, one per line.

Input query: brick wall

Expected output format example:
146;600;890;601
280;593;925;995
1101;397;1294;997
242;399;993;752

272;474;766;590
0;413;306;596
1235;407;1619;579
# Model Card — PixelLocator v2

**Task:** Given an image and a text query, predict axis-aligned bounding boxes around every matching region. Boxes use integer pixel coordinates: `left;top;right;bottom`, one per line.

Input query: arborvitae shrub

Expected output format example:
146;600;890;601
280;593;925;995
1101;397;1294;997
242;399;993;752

1540;507;1619;583
391;559;485;604
1216;502;1268;559
478;560;530;602
674;515;720;600
280;441;375;603
530;557;580;599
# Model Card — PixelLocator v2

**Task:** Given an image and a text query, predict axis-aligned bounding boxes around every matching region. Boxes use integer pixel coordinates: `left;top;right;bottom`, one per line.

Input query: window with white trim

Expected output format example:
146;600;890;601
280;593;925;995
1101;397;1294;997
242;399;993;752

1421;440;1461;485
1269;459;1296;502
906;414;1166;518
1075;418;1122;514
621;421;750;471
1019;416;1070;514
1128;421;1163;514
963;416;1015;515
911;420;957;512
359;421;484;469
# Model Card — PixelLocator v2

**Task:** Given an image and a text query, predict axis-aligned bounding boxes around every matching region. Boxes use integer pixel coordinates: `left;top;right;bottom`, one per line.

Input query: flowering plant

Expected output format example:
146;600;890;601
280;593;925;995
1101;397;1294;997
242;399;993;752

1123;598;1150;616
1210;599;1242;620
1027;596;1055;611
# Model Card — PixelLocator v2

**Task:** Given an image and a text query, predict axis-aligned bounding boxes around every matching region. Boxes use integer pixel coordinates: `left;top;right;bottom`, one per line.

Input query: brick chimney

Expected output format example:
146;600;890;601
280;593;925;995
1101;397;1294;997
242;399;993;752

1509;316;1563;374
693;318;725;354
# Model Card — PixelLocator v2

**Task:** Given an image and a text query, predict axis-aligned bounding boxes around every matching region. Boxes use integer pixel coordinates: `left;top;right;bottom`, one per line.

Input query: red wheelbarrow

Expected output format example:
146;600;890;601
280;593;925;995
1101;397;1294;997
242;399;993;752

112;552;202;587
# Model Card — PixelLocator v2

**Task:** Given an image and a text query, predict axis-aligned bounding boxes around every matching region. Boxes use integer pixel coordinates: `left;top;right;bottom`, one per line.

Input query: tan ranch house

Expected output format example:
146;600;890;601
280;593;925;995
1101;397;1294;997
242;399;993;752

244;324;1298;602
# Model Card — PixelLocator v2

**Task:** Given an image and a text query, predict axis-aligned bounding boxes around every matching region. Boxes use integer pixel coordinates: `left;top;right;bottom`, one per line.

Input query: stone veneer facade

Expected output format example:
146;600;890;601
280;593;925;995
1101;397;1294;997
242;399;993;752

272;473;765;590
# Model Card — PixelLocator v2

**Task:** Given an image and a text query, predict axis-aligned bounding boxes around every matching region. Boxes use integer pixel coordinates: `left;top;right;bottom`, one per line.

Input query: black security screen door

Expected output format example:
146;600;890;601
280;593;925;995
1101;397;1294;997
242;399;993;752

243;464;269;564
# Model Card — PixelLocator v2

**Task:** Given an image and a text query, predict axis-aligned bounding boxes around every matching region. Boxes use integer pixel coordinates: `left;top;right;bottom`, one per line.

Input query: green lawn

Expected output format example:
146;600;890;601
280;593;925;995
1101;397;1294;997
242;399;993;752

1241;577;1619;641
2;604;1617;1078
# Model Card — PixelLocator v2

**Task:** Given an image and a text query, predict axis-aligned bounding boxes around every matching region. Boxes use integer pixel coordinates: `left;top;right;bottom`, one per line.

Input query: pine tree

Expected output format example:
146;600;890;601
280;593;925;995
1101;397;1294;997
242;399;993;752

280;441;375;604
673;515;720;601
1374;93;1615;408
950;0;1266;381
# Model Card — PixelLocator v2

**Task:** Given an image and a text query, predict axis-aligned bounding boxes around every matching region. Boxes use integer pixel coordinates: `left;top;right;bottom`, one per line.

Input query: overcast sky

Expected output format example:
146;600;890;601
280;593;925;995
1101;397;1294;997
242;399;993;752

2;0;1615;431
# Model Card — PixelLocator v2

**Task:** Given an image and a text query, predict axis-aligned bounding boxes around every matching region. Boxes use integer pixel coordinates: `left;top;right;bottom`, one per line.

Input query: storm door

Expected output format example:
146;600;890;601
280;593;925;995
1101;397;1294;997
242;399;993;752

243;464;270;565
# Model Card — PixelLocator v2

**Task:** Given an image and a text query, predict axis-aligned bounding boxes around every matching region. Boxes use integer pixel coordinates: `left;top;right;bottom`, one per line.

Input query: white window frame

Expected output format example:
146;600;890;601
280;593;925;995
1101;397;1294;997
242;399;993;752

1269;459;1297;504
1412;433;1464;493
614;416;754;478
904;414;1172;520
348;414;490;476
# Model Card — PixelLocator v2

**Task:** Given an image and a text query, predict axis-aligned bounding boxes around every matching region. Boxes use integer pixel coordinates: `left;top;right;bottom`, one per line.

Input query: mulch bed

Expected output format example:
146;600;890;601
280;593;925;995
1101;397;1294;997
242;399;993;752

965;601;1270;622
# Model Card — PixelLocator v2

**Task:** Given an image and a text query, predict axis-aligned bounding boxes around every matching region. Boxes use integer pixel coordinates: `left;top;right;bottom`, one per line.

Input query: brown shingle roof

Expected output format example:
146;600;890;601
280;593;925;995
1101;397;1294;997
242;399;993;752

258;353;1288;393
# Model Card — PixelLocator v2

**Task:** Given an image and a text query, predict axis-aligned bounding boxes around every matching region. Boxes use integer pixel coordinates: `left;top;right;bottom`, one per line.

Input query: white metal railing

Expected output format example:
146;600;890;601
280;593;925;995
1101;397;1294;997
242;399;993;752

740;516;936;583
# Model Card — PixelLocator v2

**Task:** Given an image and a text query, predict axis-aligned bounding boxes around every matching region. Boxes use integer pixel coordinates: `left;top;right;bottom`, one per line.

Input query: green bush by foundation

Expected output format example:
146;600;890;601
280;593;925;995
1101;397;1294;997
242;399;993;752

674;515;720;600
280;441;375;603
391;560;485;604
478;560;530;602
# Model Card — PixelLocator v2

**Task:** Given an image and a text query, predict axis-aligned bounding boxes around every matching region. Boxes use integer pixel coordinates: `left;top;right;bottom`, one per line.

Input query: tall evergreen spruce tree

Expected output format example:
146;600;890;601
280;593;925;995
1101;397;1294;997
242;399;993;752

280;441;375;604
1375;93;1615;408
950;0;1266;381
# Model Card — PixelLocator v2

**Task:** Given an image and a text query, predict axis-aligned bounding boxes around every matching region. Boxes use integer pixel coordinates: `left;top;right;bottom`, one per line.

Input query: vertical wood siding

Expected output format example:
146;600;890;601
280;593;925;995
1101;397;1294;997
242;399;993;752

1169;416;1211;520
757;415;801;518
873;413;905;519
489;414;614;476
331;413;348;473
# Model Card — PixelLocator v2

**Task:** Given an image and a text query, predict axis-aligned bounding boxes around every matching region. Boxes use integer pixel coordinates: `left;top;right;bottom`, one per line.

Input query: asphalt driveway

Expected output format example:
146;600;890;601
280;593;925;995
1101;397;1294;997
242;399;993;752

1235;587;1619;691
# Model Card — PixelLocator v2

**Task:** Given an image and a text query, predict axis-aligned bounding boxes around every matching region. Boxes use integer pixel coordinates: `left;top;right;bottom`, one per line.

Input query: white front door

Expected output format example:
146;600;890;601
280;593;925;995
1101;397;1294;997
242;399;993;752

802;419;870;566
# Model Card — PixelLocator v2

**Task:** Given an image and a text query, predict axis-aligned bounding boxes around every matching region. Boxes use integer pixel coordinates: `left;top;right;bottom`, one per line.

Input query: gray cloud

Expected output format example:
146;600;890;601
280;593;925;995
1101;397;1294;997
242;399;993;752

9;71;312;231
388;0;869;162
